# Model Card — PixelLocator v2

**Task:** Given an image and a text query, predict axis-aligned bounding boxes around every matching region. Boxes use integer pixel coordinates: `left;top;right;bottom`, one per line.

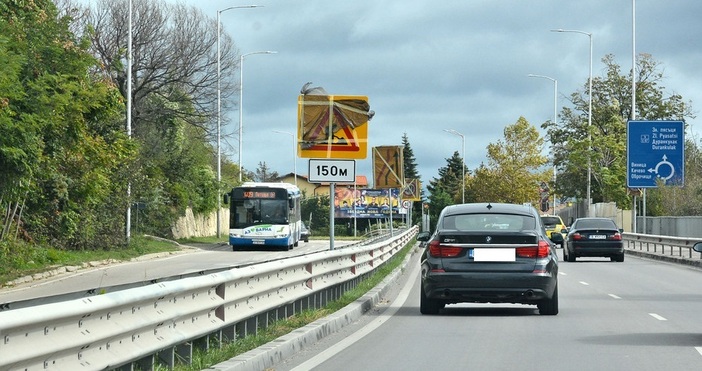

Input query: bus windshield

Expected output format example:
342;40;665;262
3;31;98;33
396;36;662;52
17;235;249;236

233;198;289;228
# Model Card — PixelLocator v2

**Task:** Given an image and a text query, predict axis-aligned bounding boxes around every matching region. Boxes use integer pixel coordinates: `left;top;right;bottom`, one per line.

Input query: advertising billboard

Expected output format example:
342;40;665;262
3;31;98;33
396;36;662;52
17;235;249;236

334;187;402;218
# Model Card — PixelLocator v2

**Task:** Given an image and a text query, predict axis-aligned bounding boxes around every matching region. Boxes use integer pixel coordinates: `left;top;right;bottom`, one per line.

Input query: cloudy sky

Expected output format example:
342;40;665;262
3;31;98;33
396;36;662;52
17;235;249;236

175;0;701;187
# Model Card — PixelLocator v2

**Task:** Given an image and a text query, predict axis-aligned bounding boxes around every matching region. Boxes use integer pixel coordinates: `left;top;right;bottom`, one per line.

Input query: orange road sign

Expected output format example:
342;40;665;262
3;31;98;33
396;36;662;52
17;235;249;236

297;94;371;159
373;146;404;189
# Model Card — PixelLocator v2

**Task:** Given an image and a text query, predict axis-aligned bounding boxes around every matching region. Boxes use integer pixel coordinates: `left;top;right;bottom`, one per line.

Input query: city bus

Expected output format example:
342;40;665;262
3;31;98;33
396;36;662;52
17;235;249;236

225;182;302;251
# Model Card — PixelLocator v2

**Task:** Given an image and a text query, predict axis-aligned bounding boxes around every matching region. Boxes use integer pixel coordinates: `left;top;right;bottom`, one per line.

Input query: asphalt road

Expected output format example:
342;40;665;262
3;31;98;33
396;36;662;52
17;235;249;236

270;250;702;371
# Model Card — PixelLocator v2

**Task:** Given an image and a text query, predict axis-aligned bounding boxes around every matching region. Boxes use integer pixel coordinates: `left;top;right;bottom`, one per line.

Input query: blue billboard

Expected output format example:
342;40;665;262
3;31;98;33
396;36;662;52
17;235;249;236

627;120;684;188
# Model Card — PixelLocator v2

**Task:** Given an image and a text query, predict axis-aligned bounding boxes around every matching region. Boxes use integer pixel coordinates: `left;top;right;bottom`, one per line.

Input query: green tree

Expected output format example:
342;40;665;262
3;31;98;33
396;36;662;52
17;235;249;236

427;151;465;204
470;117;549;204
543;53;693;209
1;0;131;248
253;162;280;182
401;133;422;225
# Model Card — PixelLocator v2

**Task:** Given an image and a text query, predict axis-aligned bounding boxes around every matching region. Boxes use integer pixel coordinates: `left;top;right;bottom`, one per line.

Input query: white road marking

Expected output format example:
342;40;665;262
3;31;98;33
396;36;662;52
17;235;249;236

648;313;667;321
608;294;621;299
696;347;702;357
579;281;589;286
290;255;421;371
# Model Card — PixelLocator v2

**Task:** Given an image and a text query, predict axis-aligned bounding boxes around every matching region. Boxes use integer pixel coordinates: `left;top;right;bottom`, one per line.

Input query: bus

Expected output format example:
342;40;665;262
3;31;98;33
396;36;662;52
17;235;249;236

225;182;302;251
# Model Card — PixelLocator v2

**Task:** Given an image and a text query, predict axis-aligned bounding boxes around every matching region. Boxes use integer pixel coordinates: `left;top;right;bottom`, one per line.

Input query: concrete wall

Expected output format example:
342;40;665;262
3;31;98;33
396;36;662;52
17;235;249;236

171;208;229;239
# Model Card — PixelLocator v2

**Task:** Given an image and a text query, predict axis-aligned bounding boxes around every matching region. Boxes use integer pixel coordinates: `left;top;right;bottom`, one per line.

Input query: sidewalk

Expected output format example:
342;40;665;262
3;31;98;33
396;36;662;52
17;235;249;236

624;240;702;269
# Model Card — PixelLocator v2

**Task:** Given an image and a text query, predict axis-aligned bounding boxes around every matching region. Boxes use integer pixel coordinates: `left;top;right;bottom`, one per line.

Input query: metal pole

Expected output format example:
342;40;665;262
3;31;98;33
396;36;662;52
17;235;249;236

126;0;132;243
239;50;277;182
551;29;593;216
528;74;558;211
443;129;465;203
217;5;260;237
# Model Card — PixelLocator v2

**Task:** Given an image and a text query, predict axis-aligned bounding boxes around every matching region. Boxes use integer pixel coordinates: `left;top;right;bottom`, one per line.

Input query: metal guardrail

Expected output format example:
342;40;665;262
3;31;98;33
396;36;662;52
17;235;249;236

623;232;702;259
0;226;418;371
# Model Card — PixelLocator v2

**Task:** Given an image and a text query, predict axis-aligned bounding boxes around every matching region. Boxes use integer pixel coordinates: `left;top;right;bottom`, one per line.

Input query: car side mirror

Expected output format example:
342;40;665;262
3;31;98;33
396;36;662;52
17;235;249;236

416;231;431;242
549;232;564;243
692;242;702;253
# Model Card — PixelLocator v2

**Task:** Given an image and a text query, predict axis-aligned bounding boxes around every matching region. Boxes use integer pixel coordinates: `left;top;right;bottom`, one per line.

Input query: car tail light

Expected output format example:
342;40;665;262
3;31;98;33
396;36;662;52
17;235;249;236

428;240;463;258
572;233;582;240
516;240;550;258
612;232;622;241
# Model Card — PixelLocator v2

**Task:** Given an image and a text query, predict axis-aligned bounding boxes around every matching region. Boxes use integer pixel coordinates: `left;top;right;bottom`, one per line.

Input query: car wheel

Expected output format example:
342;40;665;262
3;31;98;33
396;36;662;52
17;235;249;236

420;284;442;315
538;284;559;315
611;253;624;262
566;249;576;262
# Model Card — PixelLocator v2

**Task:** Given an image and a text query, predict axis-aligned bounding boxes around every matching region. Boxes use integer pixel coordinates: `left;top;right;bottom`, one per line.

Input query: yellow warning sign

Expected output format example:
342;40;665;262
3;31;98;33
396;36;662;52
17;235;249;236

297;92;372;159
373;146;404;189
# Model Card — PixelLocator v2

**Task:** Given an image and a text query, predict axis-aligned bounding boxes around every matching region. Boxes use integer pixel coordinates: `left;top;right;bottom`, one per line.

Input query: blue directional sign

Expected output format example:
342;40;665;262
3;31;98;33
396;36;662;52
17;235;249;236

627;120;684;188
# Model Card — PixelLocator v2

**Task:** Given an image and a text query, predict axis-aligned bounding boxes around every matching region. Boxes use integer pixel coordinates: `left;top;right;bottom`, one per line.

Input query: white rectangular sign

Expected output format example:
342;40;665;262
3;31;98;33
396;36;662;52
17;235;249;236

308;159;356;183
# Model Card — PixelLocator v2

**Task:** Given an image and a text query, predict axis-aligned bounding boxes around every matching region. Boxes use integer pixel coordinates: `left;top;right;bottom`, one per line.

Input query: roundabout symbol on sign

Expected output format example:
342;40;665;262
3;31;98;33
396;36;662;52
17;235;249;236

648;154;675;183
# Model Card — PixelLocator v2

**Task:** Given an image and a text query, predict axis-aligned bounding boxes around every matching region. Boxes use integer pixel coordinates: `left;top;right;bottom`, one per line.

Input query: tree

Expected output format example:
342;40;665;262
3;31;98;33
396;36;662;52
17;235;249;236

469;117;549;204
427;151;465;204
253;162;279;182
1;0;131;248
543;53;693;209
401;133;423;225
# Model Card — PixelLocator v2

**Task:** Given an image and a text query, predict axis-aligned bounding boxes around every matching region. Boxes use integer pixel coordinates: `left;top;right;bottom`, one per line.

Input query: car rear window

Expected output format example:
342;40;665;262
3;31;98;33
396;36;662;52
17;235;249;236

576;219;617;229
541;217;561;225
442;213;536;231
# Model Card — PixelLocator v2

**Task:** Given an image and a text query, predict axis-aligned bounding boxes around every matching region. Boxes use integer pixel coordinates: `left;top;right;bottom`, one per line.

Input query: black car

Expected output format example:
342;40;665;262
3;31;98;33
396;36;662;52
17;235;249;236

300;222;310;243
416;202;562;315
563;217;624;262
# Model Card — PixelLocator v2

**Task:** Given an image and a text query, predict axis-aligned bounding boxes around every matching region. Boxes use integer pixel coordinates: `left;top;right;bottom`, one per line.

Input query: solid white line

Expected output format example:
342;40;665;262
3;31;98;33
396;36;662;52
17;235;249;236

696;347;702;357
290;256;420;371
579;281;589;286
649;313;667;321
608;294;621;299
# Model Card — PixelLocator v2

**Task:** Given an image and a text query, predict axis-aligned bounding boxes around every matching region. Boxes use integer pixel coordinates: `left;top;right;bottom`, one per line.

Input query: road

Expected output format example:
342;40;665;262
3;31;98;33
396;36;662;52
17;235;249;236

0;239;354;305
270;250;702;371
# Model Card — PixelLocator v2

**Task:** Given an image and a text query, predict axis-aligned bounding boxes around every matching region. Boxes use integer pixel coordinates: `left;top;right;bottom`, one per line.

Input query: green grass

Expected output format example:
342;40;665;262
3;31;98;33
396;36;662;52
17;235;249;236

167;238;417;371
0;235;205;286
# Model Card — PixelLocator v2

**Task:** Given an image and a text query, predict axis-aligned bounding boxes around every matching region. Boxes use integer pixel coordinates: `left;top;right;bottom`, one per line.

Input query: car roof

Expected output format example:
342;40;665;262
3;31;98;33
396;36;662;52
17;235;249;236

440;203;537;218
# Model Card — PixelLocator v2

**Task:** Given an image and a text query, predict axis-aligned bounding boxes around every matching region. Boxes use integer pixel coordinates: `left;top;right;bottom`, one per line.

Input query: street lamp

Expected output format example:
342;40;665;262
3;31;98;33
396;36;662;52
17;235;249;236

443;129;465;204
272;130;297;187
217;5;260;238
528;73;558;211
239;50;277;182
551;28;592;215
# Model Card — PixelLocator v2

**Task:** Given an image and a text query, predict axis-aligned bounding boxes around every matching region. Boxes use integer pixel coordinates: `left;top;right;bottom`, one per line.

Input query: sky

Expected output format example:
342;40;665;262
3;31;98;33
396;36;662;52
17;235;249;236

173;0;702;188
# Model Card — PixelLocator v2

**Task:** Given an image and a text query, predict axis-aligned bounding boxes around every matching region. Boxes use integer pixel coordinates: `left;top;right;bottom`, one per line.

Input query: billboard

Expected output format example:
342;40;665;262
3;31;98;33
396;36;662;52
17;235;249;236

334;187;402;218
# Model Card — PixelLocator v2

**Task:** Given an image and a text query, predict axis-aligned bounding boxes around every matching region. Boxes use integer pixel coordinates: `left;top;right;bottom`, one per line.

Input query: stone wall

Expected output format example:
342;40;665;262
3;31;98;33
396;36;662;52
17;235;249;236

171;208;229;239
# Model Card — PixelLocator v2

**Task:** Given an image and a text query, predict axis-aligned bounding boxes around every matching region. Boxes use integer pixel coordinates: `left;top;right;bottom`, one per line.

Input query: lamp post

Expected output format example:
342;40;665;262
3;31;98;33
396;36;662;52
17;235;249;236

551;28;592;215
272;130;297;187
217;5;259;238
528;73;558;211
443;129;465;204
239;50;277;182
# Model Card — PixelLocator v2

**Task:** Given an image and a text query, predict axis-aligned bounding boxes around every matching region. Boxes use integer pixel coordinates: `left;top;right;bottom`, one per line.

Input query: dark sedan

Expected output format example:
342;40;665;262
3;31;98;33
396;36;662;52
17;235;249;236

300;222;310;243
416;202;562;315
563;217;624;262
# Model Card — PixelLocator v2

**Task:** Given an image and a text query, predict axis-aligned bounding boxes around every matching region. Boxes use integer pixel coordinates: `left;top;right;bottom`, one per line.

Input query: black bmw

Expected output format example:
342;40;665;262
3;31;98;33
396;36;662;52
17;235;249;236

417;203;562;315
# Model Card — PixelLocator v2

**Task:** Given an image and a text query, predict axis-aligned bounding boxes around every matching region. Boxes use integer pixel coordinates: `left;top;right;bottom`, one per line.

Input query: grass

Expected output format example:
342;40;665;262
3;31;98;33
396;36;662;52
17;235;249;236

0;235;204;286
167;238;417;371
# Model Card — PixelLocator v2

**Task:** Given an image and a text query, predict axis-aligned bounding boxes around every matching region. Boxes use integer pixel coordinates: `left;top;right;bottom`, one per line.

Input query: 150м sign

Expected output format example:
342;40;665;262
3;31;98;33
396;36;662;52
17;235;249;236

308;159;356;183
627;120;684;188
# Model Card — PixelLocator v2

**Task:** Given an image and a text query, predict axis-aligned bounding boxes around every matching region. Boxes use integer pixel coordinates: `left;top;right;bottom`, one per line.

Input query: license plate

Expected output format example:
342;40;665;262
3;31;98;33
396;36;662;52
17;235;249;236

589;235;606;240
252;240;265;245
469;249;474;258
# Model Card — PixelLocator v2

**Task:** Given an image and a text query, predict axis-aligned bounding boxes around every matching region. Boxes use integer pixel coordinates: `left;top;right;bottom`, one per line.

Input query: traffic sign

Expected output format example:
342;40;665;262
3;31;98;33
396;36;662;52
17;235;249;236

297;94;371;159
308;159;356;183
627;120;684;188
373;146;404;188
